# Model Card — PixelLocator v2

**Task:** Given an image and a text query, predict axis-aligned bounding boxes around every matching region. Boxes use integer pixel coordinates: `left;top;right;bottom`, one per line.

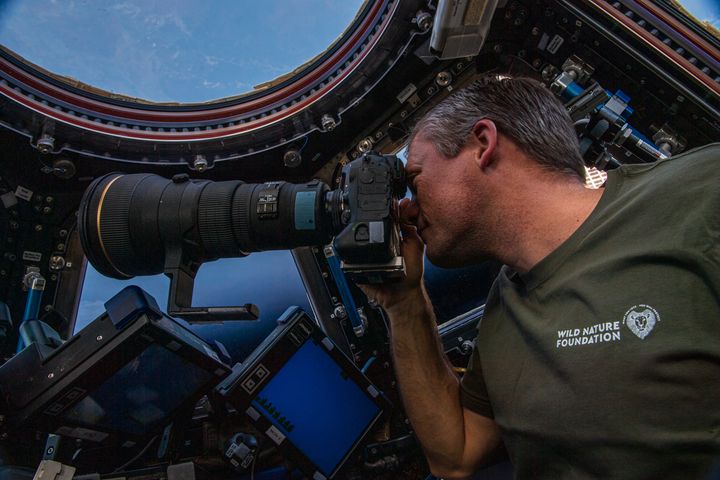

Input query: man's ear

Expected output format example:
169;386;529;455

471;119;498;170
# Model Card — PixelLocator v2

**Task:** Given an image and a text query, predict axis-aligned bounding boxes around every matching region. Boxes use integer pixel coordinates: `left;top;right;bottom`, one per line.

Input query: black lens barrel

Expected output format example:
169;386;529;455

78;173;335;279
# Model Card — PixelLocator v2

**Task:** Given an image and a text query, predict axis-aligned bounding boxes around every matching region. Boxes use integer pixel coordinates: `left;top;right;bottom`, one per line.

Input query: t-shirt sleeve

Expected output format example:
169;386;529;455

460;339;495;419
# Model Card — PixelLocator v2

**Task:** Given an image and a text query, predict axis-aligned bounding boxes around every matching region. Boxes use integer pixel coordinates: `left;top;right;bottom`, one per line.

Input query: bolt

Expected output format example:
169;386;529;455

321;114;337;131
531;26;540;36
44;305;52;312
34;224;43;232
357;137;374;153
493;44;503;53
57;243;65;251
46;446;55;455
37;135;54;154
50;274;57;281
193;155;208;172
283;149;302;168
45;196;54;204
96;335;103;341
415;11;433;32
435;71;452;87
66;261;73;268
42;206;52;214
460;340;474;354
48;373;54;379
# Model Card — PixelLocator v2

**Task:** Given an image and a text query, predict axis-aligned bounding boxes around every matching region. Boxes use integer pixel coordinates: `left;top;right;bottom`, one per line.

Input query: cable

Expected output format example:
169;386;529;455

297;135;309;152
112;435;158;473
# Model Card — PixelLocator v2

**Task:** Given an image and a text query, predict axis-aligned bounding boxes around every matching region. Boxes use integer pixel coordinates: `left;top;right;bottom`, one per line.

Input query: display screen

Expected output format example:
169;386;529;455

63;343;213;436
251;339;381;476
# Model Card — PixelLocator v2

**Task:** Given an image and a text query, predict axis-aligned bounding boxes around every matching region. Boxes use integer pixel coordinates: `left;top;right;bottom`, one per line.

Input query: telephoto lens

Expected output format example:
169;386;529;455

78;173;335;279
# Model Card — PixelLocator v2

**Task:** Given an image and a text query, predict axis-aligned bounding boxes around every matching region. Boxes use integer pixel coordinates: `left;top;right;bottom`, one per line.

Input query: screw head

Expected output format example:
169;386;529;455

96;335;103;341
357;137;373;153
435;71;452;87
49;255;65;271
48;373;54;379
283;149;302;168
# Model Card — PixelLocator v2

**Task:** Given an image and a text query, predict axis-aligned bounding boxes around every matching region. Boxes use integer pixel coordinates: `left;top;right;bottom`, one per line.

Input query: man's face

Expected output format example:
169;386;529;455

405;136;482;267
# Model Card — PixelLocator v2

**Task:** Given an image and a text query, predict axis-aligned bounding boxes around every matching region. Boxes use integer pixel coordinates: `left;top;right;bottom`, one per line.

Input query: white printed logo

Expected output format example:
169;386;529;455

623;305;660;340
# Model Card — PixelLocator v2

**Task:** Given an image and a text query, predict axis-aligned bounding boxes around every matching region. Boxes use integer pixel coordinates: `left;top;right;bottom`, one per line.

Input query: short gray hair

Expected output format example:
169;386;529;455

411;75;586;181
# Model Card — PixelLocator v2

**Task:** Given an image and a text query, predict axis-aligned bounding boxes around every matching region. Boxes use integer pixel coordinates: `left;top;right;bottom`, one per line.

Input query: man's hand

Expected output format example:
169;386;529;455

356;198;503;478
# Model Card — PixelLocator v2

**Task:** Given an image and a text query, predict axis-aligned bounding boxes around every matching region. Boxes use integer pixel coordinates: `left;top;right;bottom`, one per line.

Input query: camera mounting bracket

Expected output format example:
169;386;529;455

164;246;259;323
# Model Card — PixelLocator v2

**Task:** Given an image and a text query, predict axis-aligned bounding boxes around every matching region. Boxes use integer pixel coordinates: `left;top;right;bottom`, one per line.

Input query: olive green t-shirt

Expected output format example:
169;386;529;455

460;144;720;479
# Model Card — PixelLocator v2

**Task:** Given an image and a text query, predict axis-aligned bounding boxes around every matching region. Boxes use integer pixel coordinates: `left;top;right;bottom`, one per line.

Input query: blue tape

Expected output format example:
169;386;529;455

325;250;363;333
294;191;316;231
17;288;43;352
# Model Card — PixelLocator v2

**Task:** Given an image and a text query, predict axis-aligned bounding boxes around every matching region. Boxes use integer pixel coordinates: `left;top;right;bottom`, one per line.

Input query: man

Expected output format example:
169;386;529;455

364;75;720;479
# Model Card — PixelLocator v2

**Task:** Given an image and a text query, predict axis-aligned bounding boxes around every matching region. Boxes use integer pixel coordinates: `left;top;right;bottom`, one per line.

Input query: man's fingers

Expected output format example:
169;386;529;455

398;197;418;225
400;221;423;253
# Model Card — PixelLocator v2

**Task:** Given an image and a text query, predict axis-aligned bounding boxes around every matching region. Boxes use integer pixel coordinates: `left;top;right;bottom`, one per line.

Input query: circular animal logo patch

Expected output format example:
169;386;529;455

623;304;660;340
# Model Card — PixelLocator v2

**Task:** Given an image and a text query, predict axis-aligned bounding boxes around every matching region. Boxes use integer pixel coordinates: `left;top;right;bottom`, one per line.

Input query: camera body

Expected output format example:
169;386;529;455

333;153;406;284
